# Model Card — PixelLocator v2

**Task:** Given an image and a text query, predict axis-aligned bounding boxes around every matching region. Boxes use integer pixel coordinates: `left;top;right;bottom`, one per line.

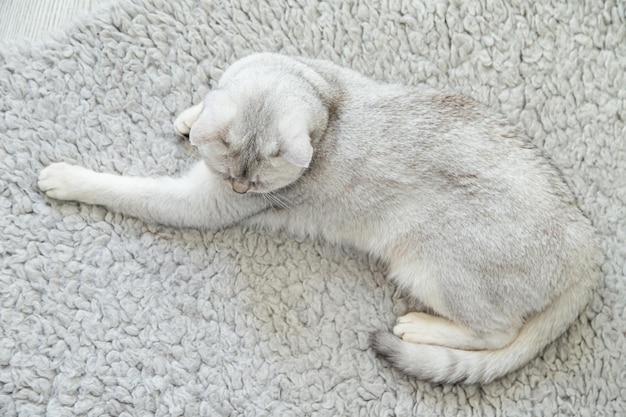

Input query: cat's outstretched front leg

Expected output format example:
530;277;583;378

174;103;203;137
38;161;267;229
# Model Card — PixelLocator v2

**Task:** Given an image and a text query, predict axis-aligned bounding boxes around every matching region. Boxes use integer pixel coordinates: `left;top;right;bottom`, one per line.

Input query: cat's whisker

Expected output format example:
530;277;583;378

276;193;292;209
272;192;287;209
260;193;278;212
262;191;291;210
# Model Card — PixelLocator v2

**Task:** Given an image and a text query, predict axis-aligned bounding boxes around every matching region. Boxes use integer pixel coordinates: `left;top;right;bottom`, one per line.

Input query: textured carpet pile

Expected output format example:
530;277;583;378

1;0;624;415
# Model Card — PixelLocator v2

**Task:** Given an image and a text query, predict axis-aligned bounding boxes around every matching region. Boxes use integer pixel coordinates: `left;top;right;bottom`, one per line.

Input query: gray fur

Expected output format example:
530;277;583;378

39;53;602;384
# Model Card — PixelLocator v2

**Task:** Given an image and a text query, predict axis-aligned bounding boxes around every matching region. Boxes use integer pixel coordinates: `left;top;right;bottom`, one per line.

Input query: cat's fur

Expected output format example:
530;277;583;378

39;53;602;384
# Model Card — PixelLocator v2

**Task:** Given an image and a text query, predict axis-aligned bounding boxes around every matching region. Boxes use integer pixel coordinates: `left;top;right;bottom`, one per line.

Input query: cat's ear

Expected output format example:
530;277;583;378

189;92;236;146
278;108;314;168
281;134;313;168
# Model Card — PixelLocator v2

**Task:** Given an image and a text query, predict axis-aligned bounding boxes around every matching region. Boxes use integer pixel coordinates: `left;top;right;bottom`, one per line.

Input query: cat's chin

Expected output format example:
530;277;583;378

226;181;291;195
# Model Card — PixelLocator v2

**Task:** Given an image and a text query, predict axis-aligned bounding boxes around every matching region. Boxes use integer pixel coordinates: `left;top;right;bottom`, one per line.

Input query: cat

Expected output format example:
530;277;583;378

38;53;602;384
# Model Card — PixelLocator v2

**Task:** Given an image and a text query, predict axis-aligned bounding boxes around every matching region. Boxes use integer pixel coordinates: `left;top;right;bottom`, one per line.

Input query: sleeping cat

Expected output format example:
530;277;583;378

38;53;602;384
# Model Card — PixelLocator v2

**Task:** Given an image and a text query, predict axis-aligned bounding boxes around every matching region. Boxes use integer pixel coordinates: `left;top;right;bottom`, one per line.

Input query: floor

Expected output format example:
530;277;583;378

0;0;103;40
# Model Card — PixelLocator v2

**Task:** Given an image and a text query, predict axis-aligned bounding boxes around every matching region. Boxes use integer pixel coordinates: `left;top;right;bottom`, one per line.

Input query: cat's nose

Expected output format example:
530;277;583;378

232;180;250;194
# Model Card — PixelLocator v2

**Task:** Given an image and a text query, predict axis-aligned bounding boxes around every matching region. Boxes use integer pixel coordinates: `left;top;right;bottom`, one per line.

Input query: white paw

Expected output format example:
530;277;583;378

393;312;437;343
174;115;192;137
174;103;203;137
393;312;486;349
38;162;93;202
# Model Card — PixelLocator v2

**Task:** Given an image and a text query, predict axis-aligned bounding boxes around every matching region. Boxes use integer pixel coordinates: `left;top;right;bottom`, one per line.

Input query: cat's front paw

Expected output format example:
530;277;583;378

174;103;203;138
38;162;94;202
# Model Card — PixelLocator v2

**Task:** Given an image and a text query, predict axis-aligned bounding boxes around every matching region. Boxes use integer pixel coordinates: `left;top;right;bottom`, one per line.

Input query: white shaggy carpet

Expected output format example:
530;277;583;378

1;0;625;415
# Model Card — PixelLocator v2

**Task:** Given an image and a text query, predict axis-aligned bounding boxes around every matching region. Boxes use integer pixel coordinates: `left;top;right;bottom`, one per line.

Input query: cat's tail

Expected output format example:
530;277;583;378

370;279;597;384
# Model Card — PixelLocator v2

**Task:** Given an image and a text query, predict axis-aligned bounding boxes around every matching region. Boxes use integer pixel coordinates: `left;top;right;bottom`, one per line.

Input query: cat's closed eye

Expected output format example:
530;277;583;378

217;172;234;182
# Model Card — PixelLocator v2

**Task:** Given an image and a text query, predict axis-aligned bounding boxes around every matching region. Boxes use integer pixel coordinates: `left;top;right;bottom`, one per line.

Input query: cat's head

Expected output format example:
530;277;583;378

189;68;329;195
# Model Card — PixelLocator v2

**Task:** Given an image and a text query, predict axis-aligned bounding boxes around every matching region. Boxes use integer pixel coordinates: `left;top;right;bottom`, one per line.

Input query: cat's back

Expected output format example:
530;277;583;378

329;78;589;226
271;57;599;267
301;69;600;292
329;77;569;208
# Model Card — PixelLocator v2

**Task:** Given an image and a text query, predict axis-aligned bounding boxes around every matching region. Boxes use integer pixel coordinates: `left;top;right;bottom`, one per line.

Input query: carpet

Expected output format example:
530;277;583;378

1;0;624;415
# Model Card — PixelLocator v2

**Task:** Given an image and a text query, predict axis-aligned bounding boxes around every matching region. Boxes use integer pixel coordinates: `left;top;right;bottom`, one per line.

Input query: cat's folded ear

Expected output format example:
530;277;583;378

281;134;313;168
189;92;236;146
278;108;315;168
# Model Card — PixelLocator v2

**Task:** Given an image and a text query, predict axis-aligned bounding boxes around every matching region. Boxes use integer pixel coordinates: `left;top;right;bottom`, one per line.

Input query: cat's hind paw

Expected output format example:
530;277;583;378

393;312;446;345
393;312;516;350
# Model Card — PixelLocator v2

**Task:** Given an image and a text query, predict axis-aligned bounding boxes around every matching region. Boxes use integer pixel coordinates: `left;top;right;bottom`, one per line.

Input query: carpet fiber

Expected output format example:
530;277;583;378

1;0;625;415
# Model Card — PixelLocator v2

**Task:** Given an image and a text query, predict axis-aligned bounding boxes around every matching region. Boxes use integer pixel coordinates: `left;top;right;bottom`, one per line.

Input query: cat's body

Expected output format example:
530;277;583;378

39;53;602;384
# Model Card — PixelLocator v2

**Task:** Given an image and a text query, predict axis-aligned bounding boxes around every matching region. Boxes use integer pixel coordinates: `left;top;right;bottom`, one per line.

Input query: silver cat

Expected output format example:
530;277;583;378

39;53;602;384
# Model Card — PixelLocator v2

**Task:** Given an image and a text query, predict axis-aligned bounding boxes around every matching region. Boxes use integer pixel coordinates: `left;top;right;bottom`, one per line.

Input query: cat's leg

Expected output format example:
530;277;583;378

393;312;517;350
174;103;203;137
38;161;267;229
387;258;521;351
